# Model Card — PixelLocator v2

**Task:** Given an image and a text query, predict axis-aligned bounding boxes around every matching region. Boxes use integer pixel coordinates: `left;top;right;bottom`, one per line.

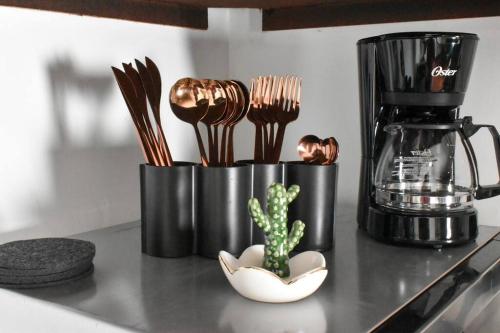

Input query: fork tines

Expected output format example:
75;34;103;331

248;75;302;164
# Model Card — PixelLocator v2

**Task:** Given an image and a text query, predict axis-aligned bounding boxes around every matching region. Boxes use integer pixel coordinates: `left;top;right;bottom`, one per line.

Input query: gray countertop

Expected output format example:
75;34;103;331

16;211;500;333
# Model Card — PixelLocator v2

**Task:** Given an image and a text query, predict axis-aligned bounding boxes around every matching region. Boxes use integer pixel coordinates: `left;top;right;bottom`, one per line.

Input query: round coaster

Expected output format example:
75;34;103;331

0;261;92;285
0;238;95;276
0;264;94;289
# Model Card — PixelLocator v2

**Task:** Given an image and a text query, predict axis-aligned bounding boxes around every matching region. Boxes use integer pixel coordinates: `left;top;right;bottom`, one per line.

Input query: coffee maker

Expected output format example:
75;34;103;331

357;32;500;247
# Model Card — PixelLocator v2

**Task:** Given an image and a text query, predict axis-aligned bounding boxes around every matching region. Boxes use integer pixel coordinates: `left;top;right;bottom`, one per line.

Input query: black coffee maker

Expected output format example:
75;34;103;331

357;32;500;247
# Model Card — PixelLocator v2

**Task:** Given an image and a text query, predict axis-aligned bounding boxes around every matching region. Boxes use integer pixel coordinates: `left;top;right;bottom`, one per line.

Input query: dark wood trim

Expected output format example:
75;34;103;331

1;0;500;31
168;0;395;10
263;0;500;31
0;0;208;29
166;0;331;9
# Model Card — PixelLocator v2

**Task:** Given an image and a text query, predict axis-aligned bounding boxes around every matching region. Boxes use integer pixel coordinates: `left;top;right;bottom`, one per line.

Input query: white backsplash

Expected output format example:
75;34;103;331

0;7;499;242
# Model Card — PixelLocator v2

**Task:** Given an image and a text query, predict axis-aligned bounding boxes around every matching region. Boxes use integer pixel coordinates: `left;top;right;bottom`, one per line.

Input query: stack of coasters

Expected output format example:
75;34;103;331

0;238;95;289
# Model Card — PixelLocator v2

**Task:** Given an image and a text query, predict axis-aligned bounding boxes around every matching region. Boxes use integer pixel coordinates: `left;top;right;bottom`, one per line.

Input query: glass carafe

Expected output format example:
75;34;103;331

374;117;500;212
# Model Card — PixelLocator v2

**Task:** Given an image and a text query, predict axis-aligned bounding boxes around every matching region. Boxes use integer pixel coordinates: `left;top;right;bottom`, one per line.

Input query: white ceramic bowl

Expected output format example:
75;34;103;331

219;245;328;303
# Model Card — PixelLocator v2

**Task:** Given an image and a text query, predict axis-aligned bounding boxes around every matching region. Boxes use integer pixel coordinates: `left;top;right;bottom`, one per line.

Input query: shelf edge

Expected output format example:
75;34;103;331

0;0;208;30
263;0;500;31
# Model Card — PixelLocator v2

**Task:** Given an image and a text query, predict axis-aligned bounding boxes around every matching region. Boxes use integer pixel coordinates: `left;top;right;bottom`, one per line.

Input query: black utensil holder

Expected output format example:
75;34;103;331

285;162;338;252
238;160;285;245
140;163;194;258
195;164;252;258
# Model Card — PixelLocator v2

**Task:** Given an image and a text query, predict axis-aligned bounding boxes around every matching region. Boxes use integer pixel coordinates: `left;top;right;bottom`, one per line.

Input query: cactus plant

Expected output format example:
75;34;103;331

248;183;305;278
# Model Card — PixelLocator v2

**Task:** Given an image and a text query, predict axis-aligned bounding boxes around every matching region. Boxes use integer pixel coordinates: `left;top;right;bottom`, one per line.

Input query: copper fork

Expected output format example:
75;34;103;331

272;76;301;163
247;77;267;163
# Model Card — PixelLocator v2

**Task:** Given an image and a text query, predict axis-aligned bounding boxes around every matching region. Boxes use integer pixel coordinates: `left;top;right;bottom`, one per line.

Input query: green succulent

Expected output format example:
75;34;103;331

248;183;305;278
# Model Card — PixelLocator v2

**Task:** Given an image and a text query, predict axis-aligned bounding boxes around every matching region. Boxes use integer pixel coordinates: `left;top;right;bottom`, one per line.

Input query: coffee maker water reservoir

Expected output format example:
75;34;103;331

357;32;500;246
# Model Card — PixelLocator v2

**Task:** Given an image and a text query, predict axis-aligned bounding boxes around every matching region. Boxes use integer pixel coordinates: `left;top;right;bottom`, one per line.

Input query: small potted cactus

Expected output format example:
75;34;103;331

218;182;328;303
248;183;305;278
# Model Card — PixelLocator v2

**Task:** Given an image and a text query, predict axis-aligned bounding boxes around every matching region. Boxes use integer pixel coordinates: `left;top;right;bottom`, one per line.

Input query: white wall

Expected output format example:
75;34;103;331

0;7;229;242
228;10;500;226
1;8;500;243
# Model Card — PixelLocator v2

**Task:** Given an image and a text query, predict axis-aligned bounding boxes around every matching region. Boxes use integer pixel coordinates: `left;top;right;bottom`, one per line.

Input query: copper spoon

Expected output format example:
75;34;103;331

169;78;209;166
200;79;227;165
212;80;231;165
226;80;248;166
325;136;340;164
219;81;238;166
297;135;339;165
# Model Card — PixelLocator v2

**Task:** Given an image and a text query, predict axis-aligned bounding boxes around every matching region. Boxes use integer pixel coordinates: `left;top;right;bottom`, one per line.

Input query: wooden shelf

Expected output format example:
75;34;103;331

262;0;500;31
1;0;499;30
0;0;208;29
166;0;326;9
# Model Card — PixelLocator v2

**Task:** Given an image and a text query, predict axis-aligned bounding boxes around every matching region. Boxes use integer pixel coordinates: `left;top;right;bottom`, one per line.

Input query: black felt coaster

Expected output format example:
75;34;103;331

0;264;94;289
0;238;95;276
0;261;92;285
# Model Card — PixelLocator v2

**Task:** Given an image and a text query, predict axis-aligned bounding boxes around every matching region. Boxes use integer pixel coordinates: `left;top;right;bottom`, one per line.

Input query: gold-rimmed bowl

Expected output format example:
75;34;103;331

219;245;327;303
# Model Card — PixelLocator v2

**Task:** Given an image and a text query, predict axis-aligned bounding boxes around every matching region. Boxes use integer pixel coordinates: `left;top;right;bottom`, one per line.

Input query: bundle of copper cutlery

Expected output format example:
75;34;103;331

169;78;249;167
113;65;302;168
248;75;302;164
112;58;173;167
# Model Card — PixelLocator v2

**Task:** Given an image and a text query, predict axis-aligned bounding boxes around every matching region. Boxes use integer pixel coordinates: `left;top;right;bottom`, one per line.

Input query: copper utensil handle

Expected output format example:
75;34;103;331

144;121;164;166
254;123;264;163
134;128;152;164
205;123;215;165
143;129;160;166
267;123;275;163
227;125;235;166
157;124;173;166
213;125;220;165
220;125;228;166
262;124;270;163
273;124;287;164
193;124;208;167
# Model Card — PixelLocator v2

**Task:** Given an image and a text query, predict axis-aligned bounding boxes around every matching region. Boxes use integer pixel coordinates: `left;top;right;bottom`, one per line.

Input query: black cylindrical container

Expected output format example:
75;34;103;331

238;161;285;245
285;162;338;252
140;163;194;258
195;164;252;258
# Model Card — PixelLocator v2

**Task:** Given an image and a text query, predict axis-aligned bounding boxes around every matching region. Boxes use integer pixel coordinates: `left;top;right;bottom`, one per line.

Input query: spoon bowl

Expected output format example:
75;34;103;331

200;79;227;165
170;78;210;166
298;135;339;165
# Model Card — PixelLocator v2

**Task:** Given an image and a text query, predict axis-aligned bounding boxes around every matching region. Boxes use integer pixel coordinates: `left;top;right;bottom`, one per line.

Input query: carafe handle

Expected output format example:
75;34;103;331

459;117;500;199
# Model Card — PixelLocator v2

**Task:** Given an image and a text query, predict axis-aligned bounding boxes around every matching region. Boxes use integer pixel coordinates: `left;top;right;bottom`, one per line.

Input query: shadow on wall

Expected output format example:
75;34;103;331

226;13;363;197
181;24;303;163
48;58;114;145
8;57;143;240
185;33;229;79
0;31;231;242
178;31;233;161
